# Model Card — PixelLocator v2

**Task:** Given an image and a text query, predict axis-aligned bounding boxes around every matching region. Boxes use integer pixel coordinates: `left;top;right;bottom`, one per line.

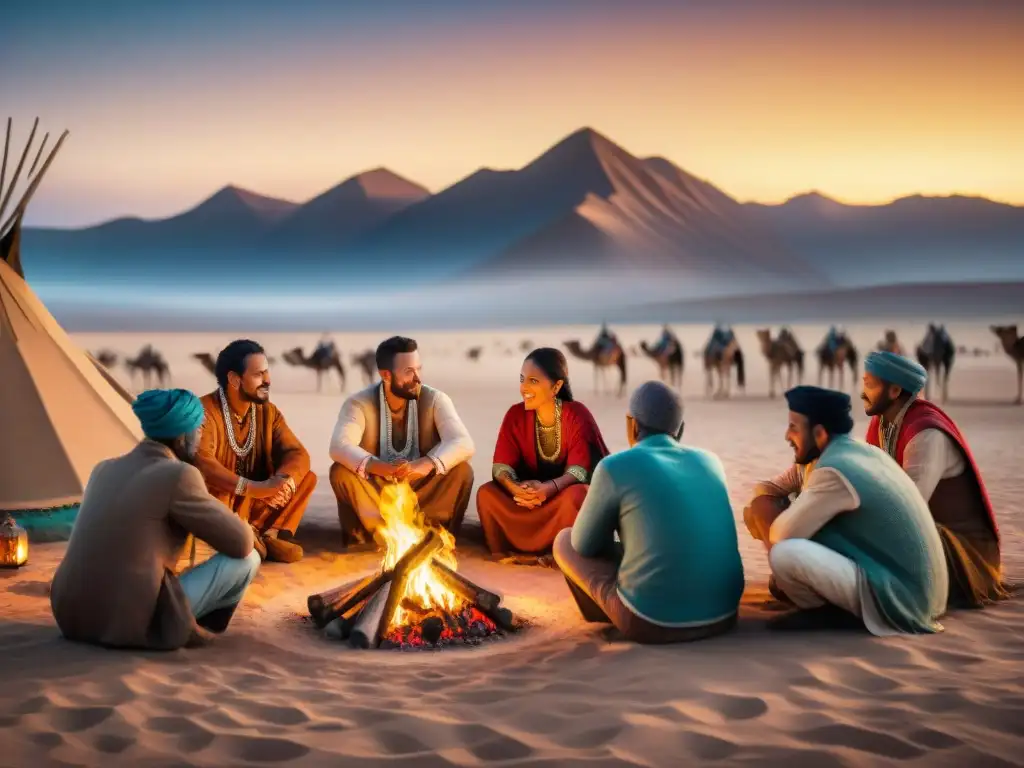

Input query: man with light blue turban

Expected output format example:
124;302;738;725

861;350;1006;609
50;389;261;650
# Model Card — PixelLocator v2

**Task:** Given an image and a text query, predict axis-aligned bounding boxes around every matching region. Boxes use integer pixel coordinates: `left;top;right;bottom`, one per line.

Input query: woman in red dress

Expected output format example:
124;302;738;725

476;348;609;555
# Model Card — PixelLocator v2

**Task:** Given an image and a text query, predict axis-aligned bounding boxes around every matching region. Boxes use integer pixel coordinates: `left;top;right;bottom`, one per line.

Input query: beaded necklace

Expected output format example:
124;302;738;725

218;387;256;459
535;399;562;463
379;384;418;462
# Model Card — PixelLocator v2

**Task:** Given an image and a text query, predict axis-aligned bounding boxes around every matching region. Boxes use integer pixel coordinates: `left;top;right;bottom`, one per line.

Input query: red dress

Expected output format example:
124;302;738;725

476;400;609;554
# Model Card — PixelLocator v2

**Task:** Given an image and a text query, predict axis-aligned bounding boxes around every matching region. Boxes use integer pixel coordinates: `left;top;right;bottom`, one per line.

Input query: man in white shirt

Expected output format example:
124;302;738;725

860;350;1004;608
328;336;475;546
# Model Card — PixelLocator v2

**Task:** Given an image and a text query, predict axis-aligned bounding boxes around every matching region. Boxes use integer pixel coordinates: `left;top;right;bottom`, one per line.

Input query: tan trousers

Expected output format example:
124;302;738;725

229;471;317;536
552;529;737;644
328;462;474;546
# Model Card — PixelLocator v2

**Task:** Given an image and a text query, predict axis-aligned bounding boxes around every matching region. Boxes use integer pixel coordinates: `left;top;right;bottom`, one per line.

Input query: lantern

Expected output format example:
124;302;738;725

0;514;28;568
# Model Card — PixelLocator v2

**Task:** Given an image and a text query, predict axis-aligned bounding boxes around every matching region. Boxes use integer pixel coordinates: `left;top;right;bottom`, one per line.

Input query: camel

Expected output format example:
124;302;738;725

93;349;118;368
519;340;533;352
282;346;346;393
756;328;804;398
467;347;483;361
192;352;216;375
563;339;627;397
991;325;1024;404
124;345;170;389
816;334;858;391
702;336;745;399
916;324;955;402
877;330;906;356
640;337;684;388
351;350;378;386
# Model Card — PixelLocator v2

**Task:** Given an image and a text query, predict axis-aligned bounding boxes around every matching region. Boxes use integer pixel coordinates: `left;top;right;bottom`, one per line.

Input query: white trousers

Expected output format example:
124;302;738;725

769;539;895;635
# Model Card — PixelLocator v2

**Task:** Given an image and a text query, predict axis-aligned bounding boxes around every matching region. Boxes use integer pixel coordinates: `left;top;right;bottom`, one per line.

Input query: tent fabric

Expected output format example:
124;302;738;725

0;257;142;510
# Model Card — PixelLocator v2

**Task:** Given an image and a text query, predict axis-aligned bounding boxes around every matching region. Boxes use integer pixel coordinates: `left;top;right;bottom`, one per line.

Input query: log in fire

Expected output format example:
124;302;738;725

307;483;521;650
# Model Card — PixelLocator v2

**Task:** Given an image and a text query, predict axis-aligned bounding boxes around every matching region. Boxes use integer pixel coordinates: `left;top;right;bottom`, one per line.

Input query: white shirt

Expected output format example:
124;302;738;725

902;428;965;501
328;390;474;478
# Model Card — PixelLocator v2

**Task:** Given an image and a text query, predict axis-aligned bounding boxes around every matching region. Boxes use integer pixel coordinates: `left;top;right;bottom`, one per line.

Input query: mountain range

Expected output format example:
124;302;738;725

23;127;1024;300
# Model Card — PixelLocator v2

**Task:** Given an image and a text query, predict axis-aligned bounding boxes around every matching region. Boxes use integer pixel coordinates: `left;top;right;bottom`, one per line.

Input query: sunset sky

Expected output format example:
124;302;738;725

5;0;1023;227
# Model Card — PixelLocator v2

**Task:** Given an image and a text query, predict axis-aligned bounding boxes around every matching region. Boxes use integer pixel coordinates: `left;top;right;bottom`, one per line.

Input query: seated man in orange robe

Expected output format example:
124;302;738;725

195;339;316;563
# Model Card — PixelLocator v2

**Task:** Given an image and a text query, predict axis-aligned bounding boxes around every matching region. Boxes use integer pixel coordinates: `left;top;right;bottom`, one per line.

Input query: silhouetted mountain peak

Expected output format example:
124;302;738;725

523;126;631;184
322;168;429;203
189;184;299;224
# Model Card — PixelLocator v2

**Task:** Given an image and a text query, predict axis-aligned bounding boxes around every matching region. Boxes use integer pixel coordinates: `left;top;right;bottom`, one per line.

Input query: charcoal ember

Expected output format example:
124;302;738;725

380;639;398;649
420;616;444;645
489;607;516;632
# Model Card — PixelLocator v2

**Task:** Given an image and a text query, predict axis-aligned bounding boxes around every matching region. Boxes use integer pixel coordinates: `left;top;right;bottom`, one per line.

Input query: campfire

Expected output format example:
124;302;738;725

307;483;520;649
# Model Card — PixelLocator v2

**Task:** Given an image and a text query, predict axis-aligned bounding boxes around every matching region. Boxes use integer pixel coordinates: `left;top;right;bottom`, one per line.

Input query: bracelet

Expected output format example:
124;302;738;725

234;476;247;497
550;478;560;494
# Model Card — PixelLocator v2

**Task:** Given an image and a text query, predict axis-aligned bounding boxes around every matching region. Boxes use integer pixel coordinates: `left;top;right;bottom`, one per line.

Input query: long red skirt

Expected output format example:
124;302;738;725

475;481;589;554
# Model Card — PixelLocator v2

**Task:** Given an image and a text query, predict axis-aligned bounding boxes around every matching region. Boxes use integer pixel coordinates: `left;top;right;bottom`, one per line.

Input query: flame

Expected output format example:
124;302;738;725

377;482;459;628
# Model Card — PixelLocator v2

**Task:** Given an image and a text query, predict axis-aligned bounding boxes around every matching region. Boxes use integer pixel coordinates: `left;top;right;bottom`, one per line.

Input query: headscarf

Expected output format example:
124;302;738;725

132;388;205;439
629;380;684;437
864;350;927;395
784;385;854;435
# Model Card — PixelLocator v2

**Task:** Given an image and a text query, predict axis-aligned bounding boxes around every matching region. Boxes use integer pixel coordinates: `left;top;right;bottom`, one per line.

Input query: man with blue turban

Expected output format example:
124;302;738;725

862;350;1006;608
50;389;261;650
743;385;948;634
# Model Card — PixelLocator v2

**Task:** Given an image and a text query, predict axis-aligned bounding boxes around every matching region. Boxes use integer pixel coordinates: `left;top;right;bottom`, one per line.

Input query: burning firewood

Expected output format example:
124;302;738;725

429;560;501;613
307;481;523;650
308;574;377;629
372;529;444;648
349;583;393;649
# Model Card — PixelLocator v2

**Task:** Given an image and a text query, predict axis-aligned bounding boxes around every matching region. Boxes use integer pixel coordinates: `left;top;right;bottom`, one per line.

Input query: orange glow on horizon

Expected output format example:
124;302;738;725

10;4;1023;226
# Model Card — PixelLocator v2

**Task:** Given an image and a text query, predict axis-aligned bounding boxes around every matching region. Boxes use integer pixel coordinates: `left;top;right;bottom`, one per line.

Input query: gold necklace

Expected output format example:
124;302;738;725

535;399;562;463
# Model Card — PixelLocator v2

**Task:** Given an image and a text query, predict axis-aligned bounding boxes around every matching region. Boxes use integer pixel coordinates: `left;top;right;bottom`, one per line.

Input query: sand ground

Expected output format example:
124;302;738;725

2;322;1023;767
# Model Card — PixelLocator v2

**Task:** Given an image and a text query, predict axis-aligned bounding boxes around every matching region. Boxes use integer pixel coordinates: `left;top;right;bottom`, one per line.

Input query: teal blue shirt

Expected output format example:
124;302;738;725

570;434;745;626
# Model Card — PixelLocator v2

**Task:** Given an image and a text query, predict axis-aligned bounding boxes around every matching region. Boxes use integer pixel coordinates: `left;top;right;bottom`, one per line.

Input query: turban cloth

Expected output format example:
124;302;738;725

629;380;684;436
132;388;205;439
784;385;854;435
864;350;927;395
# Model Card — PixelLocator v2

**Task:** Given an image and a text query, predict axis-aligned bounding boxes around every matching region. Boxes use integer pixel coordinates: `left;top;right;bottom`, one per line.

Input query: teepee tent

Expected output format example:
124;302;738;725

1;118;143;523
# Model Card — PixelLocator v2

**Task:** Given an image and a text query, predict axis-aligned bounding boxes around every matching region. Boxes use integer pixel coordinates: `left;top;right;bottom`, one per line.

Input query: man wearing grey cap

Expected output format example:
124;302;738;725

552;381;745;643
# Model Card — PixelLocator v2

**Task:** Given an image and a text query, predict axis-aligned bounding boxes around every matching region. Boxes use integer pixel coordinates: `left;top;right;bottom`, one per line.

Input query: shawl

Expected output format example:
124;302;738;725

866;399;998;539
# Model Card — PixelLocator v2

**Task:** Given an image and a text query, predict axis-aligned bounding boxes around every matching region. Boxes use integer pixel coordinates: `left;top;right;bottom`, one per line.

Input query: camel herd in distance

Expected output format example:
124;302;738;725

90;323;1024;405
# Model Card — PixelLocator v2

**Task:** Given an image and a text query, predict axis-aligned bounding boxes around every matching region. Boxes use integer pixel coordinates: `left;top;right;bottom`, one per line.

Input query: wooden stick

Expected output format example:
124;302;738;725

478;604;516;632
307;574;375;628
27;132;49;178
430;560;501;612
0;117;36;227
349;583;391;649
318;568;395;628
374;530;444;648
0;118;10;207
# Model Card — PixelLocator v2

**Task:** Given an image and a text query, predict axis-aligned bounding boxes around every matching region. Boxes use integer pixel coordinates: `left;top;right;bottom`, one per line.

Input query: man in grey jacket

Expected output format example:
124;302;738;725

50;388;260;650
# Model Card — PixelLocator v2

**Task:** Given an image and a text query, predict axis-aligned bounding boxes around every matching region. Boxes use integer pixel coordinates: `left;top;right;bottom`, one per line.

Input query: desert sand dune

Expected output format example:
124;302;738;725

2;320;1022;766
